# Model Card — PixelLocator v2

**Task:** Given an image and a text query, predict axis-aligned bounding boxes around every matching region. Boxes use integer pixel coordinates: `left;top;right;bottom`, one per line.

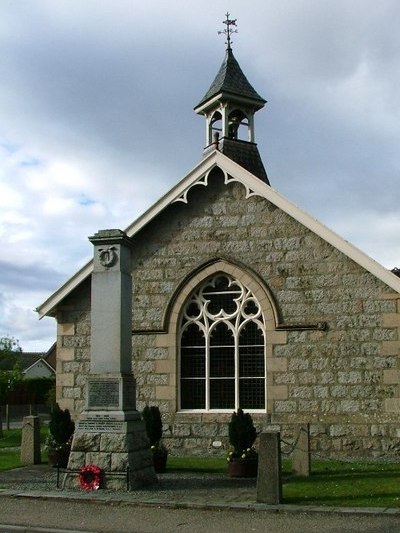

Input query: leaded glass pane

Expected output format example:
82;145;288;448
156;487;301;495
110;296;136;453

210;378;235;409
181;379;205;409
239;321;263;345
239;346;264;377
210;346;235;377
210;322;234;346
243;299;259;316
186;302;200;318
239;378;265;409
181;323;205;347
181;348;205;378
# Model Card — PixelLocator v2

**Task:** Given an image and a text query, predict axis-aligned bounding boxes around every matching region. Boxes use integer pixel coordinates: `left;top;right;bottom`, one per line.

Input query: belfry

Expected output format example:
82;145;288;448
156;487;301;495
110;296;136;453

194;14;269;183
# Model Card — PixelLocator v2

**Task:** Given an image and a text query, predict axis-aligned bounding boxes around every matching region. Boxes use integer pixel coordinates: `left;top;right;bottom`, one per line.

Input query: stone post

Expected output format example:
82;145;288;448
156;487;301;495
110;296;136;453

67;229;156;490
256;431;282;504
292;424;311;477
21;416;41;465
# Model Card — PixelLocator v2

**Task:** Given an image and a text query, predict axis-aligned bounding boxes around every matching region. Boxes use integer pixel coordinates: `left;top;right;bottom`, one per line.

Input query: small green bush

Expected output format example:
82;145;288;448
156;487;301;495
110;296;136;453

228;408;257;457
142;405;163;446
48;404;75;446
6;377;55;405
45;381;56;409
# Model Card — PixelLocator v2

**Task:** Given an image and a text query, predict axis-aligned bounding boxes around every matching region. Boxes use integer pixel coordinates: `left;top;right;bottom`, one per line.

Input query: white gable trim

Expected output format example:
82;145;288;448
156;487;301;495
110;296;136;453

37;150;400;318
37;152;218;317
216;154;400;294
23;357;55;375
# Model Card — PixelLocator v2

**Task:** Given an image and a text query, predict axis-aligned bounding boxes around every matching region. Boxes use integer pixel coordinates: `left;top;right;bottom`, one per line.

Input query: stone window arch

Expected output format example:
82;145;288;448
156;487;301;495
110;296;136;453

179;272;266;412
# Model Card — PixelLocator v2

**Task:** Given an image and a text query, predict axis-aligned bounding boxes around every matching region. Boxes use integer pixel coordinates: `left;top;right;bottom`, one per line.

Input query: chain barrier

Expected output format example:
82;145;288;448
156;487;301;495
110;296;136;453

279;425;363;472
280;429;302;456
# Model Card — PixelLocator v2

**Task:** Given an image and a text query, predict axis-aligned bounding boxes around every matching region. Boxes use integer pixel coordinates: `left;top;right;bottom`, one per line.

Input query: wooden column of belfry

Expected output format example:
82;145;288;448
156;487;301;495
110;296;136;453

66;229;156;490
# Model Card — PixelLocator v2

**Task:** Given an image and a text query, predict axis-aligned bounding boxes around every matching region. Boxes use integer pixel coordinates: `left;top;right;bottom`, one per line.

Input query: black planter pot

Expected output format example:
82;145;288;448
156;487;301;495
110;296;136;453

227;458;258;478
48;447;71;468
153;449;168;473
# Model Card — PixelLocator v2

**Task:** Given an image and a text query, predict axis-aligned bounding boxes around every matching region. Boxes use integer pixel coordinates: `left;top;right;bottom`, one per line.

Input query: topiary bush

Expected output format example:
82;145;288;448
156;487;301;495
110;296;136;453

142;405;168;472
142;405;163;447
48;403;75;447
228;408;257;458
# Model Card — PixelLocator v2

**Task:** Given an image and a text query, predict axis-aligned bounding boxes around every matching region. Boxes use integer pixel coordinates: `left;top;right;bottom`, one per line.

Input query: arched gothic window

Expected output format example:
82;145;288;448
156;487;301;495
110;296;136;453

179;274;266;411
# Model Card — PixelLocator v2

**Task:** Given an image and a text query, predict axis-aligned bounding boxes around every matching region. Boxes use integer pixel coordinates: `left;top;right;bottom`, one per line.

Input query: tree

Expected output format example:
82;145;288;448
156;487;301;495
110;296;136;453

0;336;22;436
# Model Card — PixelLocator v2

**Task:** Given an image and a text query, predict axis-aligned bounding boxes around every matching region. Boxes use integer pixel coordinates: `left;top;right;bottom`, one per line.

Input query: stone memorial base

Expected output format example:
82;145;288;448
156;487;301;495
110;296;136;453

64;374;157;490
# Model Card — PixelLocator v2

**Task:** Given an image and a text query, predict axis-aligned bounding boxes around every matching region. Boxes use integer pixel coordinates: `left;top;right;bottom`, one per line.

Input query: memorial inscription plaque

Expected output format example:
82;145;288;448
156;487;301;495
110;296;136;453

88;379;120;409
77;417;124;433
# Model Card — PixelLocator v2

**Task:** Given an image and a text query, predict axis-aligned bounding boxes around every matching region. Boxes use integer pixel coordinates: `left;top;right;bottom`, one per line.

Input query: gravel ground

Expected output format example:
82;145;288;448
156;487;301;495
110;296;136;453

0;464;257;505
2;465;400;533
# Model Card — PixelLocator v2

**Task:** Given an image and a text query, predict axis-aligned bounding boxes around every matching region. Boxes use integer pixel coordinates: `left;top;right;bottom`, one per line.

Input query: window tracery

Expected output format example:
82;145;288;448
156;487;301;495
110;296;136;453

179;273;266;411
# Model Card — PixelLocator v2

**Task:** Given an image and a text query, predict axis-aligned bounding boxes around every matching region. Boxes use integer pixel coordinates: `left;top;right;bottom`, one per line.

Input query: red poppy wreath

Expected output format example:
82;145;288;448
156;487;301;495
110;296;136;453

79;464;102;490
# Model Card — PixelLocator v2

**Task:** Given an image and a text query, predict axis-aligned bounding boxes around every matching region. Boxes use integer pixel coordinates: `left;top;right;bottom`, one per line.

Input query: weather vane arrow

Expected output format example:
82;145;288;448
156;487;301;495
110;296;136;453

218;12;238;50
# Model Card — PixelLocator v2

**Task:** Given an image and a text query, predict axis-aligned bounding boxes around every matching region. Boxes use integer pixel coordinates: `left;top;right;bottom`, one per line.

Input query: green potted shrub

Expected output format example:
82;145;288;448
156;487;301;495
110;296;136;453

142;405;168;473
227;408;258;477
46;403;75;468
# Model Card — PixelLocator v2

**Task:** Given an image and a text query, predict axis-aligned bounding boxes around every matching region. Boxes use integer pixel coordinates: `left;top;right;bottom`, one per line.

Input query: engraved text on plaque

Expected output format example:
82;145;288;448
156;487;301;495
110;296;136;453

88;379;120;409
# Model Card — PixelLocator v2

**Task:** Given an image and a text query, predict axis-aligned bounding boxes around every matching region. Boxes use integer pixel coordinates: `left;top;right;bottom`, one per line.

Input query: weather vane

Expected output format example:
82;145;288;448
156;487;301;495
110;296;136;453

218;12;238;50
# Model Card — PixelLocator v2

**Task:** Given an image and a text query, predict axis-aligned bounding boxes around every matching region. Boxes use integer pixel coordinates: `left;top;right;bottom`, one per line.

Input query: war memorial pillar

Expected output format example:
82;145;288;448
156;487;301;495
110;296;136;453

67;229;156;489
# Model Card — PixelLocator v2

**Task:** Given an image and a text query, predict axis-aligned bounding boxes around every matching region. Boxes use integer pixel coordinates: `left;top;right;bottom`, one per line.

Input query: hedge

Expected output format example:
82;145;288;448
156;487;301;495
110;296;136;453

5;377;55;405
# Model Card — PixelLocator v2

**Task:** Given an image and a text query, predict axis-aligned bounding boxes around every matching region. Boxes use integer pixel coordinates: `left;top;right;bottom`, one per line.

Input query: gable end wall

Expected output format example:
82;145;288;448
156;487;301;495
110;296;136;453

55;176;400;459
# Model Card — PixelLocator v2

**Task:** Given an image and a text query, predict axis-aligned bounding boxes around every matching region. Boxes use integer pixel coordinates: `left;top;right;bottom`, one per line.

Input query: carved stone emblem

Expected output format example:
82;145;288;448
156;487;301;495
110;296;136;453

98;246;118;268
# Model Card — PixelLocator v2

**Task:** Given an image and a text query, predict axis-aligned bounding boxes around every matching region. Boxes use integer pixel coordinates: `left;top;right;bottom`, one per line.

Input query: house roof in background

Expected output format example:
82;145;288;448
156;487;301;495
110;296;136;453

0;344;55;373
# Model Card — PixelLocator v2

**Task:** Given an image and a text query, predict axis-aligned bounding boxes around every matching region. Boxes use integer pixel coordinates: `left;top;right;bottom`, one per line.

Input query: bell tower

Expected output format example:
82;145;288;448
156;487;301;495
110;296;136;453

194;14;269;184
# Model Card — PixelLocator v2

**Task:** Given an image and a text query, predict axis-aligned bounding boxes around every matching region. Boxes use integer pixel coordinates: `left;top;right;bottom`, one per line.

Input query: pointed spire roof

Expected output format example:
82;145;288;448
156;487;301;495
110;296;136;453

195;48;266;112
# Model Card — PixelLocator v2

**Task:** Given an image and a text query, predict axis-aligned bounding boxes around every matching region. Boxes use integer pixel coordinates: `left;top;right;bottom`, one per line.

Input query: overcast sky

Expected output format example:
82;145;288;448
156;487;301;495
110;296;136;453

1;0;400;352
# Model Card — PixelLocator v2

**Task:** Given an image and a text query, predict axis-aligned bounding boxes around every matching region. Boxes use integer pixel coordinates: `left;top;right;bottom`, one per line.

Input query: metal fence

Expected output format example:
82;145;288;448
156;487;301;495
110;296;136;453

0;403;50;429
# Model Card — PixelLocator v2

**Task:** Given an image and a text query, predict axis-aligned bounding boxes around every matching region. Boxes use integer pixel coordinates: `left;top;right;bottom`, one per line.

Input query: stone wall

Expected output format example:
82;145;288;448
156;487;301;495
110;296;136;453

55;277;91;417
55;169;400;459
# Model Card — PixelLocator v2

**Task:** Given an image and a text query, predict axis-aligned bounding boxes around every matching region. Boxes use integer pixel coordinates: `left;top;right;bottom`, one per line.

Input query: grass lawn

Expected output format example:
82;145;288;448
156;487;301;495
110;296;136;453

0;450;23;471
167;456;295;474
1;435;400;508
0;427;48;449
0;428;49;471
168;456;400;508
283;459;400;507
167;456;227;473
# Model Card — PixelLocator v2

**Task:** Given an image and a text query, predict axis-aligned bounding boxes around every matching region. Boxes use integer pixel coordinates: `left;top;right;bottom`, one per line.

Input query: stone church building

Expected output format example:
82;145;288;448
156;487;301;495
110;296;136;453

38;41;400;459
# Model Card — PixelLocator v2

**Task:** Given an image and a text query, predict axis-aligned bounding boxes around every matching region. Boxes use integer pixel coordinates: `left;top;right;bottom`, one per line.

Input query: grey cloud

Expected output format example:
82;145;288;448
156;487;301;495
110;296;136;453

1;0;400;351
0;260;65;293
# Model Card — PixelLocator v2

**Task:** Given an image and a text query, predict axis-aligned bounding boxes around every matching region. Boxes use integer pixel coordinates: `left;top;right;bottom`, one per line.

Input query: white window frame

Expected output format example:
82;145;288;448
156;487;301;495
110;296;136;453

178;273;266;413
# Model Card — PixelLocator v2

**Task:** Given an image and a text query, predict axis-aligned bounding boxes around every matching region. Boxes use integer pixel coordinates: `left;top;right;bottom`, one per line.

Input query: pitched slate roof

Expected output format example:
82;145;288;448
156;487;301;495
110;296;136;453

0;351;43;371
23;355;55;376
0;344;56;373
217;137;269;183
195;48;266;110
36;150;400;318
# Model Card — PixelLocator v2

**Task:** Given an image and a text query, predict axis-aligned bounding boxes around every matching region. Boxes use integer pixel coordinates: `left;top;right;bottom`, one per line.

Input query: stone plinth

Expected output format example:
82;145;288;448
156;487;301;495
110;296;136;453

21;416;41;465
66;410;155;490
256;431;282;504
66;373;157;489
292;424;311;477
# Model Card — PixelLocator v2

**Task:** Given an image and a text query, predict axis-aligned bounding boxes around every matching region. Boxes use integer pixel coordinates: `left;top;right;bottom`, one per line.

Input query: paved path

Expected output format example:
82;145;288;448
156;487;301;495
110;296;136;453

0;465;399;533
1;497;400;533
